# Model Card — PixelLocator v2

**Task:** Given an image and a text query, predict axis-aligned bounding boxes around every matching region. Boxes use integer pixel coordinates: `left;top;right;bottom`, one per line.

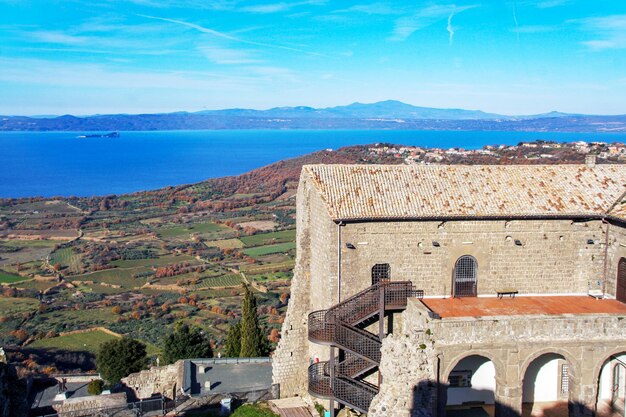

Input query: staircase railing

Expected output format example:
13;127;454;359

307;280;422;414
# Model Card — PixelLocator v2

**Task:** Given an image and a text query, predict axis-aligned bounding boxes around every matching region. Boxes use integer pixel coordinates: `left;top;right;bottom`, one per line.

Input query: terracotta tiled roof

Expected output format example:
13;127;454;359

303;164;626;221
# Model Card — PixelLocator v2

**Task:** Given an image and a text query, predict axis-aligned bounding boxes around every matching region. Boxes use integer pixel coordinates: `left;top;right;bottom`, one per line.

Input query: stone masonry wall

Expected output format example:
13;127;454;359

340;219;605;297
272;171;626;403
370;299;626;417
121;362;182;400
604;222;626;298
368;327;437;417
273;174;332;397
54;393;127;417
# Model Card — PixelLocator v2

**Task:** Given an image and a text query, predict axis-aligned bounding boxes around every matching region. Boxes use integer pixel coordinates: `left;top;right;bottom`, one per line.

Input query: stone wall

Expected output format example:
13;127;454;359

121;362;183;400
272;175;321;397
604;222;626;298
272;171;626;406
340;219;605;297
369;299;626;417
54;392;127;417
368;331;437;417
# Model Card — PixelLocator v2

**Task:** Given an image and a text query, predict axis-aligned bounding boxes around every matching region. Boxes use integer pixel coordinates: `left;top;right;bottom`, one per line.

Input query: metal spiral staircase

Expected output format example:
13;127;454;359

308;281;423;414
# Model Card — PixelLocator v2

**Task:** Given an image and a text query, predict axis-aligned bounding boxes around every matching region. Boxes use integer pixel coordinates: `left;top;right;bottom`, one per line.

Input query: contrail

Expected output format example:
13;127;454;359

446;5;479;46
512;2;520;42
138;14;326;57
447;8;456;45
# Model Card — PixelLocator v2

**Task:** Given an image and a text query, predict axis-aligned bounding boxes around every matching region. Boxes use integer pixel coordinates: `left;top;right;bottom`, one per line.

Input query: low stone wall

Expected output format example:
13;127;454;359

122;361;183;400
54;392;126;417
406;298;626;346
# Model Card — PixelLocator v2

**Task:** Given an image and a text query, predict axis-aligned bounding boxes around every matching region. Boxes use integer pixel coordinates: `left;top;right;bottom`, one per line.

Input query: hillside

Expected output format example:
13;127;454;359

0;140;622;376
2;101;625;132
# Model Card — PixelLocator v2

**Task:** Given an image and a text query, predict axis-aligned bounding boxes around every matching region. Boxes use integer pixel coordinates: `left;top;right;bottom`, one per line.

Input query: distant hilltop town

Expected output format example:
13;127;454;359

366;140;626;165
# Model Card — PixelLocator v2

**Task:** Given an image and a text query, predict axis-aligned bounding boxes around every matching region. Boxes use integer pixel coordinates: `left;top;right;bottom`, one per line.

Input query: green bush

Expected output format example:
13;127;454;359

87;379;104;395
314;402;325;417
96;337;148;384
231;404;279;417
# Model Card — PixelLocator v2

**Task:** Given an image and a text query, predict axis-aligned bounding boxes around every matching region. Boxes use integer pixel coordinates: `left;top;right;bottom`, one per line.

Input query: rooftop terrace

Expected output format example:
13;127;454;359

420;296;626;319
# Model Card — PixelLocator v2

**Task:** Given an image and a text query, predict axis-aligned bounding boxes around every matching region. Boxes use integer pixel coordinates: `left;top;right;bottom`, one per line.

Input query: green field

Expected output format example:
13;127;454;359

243;242;296;257
205;238;244;249
1;239;58;248
0;270;29;284
29;329;121;353
0;296;40;315
241;260;295;274
188;274;242;289
157;222;229;239
111;254;196;268
11;200;79;214
49;247;82;274
249;271;292;282
74;268;144;288
240;229;295;247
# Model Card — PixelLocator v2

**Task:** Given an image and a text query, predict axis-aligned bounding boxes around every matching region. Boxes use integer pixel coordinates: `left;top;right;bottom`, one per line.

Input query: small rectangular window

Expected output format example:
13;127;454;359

449;370;472;388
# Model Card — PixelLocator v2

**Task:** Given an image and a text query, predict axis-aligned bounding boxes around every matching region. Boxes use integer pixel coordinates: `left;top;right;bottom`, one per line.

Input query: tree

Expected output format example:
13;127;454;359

239;284;269;357
224;321;241;357
96;337;147;384
162;323;213;365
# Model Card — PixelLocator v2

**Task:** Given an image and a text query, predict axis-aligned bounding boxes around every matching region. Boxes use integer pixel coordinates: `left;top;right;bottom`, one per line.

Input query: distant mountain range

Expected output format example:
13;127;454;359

1;100;624;132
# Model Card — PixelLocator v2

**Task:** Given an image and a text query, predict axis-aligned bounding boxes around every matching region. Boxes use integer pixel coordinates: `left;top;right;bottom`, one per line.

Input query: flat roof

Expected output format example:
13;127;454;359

189;361;272;396
420;296;626;318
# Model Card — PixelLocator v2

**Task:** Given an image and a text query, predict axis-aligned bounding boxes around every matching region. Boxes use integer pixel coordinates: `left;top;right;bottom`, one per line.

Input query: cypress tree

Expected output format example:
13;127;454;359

224;320;241;357
239;284;266;357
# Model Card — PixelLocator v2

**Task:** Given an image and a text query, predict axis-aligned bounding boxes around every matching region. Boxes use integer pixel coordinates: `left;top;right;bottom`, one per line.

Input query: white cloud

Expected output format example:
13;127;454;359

512;24;560;34
241;0;326;14
199;46;261;64
575;14;626;50
535;0;571;8
334;3;402;15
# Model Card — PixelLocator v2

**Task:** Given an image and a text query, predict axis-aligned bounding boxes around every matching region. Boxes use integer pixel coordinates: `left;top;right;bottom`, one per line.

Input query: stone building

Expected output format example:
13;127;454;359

272;162;626;417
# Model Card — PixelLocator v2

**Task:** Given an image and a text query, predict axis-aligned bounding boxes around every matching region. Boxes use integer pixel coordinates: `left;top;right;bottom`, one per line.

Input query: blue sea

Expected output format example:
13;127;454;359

1;130;626;198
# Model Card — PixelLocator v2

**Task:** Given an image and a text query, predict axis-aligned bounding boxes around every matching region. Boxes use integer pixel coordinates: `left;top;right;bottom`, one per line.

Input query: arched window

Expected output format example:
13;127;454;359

453;255;477;297
617;258;626;303
372;263;390;285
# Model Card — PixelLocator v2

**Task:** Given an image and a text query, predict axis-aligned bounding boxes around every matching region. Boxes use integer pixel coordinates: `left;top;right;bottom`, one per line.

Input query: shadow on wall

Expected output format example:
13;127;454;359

410;380;595;417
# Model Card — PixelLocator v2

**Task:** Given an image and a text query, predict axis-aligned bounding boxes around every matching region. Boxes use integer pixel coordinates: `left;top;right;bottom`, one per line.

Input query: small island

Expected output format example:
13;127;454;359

76;132;120;138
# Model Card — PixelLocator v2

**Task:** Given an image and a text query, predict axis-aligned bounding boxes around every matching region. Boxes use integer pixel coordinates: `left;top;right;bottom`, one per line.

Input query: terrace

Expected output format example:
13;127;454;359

408;296;626;417
420;295;626;319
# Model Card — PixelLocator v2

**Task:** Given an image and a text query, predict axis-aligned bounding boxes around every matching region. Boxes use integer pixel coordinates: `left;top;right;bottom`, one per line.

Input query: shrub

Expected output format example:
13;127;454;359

96;337;147;384
231;404;279;417
162;323;213;364
87;379;104;395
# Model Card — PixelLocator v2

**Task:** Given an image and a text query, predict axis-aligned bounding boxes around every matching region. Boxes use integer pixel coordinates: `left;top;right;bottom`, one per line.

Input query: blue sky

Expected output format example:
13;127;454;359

1;0;625;116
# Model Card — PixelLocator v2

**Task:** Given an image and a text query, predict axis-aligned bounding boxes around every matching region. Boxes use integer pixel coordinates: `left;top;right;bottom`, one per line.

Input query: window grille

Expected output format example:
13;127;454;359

449;370;472;388
560;363;569;397
612;363;625;404
371;264;390;285
453;256;477;297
